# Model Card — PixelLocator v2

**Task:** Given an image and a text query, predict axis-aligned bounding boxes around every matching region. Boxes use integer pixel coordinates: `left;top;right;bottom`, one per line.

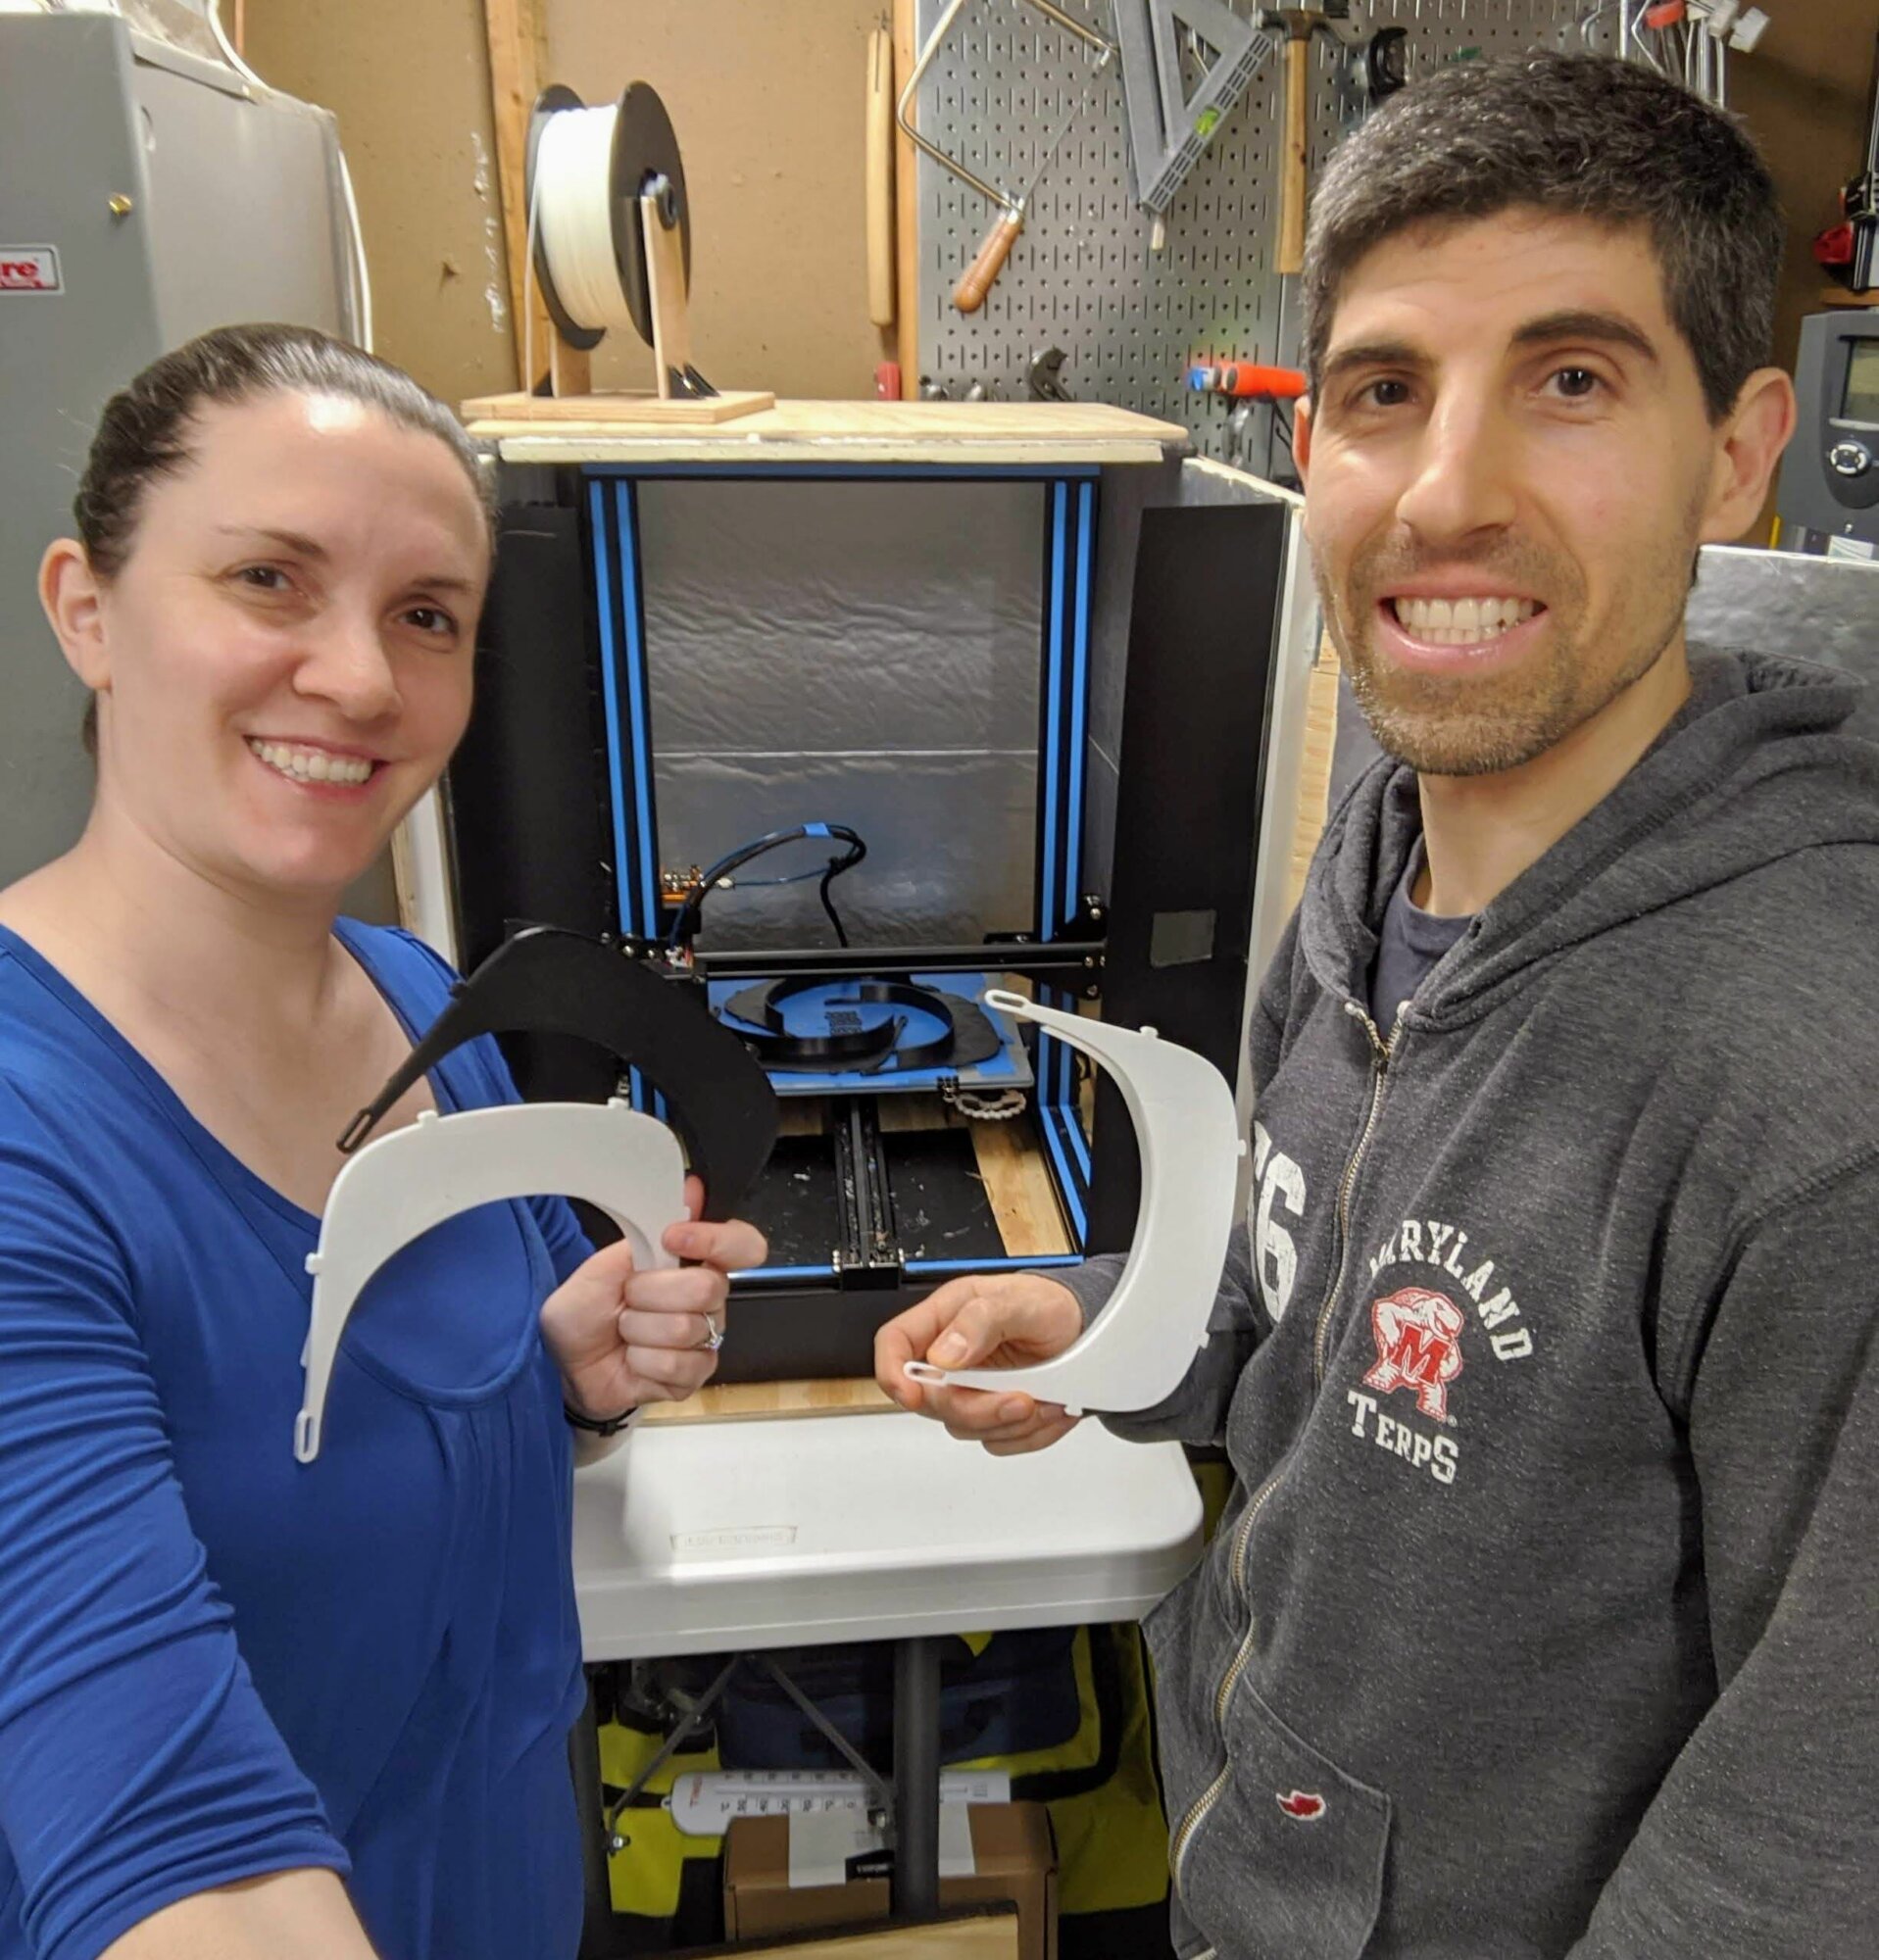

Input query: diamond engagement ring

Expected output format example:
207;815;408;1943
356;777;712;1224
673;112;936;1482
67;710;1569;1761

694;1314;725;1353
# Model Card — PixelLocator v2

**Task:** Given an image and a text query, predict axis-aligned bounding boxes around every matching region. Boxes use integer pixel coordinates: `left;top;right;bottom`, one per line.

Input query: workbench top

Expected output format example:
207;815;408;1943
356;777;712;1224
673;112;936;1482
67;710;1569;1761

465;397;1192;467
572;1408;1203;1658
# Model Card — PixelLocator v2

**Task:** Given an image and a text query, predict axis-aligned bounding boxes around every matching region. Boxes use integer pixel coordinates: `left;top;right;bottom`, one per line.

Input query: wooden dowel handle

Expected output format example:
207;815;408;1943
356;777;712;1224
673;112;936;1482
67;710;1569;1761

865;24;896;328
1277;34;1309;276
953;209;1023;315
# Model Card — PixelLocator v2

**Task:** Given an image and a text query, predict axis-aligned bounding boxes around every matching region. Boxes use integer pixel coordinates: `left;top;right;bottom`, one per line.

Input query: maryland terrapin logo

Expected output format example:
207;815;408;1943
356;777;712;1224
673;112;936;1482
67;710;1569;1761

1361;1285;1465;1423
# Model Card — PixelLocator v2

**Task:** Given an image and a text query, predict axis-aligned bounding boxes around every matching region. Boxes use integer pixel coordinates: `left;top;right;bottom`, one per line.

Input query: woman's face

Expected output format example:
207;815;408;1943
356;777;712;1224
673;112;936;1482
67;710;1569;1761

68;389;491;902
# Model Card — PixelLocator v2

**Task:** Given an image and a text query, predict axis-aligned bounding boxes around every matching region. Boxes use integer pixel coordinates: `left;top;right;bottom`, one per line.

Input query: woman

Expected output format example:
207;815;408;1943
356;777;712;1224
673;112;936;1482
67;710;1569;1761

0;324;766;1960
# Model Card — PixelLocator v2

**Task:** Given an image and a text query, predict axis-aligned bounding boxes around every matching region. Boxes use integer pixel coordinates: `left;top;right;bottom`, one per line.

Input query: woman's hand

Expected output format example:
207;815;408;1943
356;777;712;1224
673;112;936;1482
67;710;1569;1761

874;1271;1085;1456
542;1177;767;1419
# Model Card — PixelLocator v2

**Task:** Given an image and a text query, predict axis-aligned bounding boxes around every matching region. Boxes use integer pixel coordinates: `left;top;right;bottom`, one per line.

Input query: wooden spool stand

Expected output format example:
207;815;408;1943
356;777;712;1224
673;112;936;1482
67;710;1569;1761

464;176;773;425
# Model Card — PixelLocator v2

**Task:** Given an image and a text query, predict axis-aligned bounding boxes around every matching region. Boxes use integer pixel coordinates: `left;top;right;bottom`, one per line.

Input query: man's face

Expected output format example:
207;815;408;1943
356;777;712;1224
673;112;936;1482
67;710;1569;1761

1297;211;1728;776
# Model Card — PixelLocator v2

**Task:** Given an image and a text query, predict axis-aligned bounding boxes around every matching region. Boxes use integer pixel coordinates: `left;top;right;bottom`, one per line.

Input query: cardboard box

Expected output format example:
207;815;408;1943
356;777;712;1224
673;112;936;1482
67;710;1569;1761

722;1801;1056;1960
694;1908;1019;1958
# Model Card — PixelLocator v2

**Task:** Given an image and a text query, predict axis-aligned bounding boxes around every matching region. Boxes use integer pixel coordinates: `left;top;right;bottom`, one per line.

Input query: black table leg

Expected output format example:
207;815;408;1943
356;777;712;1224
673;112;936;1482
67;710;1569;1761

892;1635;945;1917
569;1676;618;1959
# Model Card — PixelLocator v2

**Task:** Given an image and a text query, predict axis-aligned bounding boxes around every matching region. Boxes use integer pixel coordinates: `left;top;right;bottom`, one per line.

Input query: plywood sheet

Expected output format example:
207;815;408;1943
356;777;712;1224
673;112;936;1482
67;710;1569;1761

460;386;775;422
471;397;1188;465
969;1117;1071;1259
638;1377;897;1426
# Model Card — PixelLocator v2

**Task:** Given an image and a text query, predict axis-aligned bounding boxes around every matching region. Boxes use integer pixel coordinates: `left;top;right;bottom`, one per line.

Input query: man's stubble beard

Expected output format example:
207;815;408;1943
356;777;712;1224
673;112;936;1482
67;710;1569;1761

1315;532;1694;779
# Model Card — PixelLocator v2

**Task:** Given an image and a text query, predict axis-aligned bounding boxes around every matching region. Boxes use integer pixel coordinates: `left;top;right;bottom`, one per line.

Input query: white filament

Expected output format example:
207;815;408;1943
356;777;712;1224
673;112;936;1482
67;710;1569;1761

533;103;635;334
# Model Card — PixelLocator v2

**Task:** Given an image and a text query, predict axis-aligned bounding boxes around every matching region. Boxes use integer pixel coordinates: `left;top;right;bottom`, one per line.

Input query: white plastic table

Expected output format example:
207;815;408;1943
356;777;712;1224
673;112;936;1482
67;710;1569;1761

572;1409;1203;1918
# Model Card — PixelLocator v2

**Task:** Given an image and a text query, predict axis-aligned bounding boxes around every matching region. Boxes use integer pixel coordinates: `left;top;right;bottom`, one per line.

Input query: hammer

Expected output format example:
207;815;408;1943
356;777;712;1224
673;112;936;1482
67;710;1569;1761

1260;3;1361;275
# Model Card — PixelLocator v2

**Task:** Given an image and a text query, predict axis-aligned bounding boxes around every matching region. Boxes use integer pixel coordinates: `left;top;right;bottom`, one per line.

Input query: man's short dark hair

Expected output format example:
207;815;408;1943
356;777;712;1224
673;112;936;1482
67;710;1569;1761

1302;51;1783;423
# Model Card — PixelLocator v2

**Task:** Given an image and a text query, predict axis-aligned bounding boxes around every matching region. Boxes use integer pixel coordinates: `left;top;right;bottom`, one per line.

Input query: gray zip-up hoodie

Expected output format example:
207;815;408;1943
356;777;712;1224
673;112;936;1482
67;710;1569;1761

1063;650;1879;1959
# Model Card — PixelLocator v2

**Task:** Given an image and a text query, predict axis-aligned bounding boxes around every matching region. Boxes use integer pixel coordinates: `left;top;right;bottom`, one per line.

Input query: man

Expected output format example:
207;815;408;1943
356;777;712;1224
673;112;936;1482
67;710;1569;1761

877;51;1879;1960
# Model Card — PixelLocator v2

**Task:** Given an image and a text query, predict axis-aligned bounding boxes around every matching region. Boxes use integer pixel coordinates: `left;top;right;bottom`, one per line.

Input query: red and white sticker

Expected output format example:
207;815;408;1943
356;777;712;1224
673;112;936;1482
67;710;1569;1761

1276;1789;1326;1822
1;248;63;294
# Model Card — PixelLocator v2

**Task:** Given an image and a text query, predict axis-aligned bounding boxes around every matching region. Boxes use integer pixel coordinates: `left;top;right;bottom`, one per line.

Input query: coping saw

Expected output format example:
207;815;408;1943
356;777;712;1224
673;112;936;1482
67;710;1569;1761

898;0;1118;315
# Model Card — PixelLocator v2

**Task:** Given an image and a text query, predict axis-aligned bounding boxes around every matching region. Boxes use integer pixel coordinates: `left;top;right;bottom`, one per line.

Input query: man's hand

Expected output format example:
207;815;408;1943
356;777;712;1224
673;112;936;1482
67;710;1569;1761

542;1176;766;1418
874;1271;1085;1455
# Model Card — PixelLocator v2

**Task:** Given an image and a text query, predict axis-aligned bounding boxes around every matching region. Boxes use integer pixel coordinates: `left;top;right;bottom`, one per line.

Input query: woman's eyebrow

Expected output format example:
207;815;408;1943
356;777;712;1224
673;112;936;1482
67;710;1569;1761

213;524;478;592
213;522;328;558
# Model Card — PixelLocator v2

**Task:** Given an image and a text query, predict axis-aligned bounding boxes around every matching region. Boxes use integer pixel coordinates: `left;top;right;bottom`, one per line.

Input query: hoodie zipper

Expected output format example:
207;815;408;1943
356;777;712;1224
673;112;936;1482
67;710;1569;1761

1167;1000;1400;1898
1312;1004;1397;1386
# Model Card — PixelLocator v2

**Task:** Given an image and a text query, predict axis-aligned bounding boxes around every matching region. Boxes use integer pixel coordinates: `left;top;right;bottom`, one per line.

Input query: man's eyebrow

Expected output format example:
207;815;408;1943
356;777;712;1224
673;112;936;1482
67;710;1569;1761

1509;309;1660;364
1319;339;1430;387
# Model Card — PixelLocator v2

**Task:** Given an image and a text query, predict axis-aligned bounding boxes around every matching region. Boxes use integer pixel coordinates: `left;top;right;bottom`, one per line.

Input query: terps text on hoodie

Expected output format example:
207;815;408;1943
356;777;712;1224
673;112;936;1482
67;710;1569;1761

1349;1219;1537;1486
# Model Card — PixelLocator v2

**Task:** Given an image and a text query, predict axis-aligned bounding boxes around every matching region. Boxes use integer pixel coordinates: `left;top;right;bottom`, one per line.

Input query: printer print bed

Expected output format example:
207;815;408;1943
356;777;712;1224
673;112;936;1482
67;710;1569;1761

707;973;1032;1098
733;1125;1007;1270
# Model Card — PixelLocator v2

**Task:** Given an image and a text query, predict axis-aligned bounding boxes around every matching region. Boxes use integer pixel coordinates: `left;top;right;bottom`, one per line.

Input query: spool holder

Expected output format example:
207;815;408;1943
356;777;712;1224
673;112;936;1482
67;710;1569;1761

528;82;713;402
465;81;773;426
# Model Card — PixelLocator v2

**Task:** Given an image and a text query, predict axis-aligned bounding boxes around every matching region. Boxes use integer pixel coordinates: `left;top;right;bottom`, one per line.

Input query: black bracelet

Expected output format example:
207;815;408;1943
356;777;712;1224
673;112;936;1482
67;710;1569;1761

565;1401;639;1438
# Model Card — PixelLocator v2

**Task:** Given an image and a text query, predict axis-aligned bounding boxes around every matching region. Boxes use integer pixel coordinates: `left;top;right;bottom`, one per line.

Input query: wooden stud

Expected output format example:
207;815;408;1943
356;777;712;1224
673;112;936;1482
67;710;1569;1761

894;0;920;393
482;0;552;390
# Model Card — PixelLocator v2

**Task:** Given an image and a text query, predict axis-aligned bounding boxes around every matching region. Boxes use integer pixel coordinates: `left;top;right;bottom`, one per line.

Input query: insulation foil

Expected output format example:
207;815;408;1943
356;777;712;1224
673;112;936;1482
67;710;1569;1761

635;478;1046;948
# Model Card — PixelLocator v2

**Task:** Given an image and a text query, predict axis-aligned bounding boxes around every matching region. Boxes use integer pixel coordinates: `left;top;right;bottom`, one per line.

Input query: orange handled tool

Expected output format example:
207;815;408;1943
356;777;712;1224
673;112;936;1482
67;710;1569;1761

1190;362;1308;399
953;210;1027;314
900;0;1116;317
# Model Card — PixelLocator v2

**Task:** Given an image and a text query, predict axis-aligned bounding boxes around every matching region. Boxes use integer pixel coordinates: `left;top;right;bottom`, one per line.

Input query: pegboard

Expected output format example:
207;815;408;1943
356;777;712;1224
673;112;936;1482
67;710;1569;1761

912;0;1599;468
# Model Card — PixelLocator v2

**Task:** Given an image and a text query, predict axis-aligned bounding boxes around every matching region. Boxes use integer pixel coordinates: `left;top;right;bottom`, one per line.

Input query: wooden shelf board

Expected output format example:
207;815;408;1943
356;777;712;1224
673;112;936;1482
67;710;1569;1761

468;397;1191;466
460;387;776;425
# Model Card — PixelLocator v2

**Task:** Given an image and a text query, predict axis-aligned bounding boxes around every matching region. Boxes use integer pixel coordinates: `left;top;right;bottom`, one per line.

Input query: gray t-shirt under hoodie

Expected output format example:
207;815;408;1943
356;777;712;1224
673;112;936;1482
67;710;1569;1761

1367;839;1470;1036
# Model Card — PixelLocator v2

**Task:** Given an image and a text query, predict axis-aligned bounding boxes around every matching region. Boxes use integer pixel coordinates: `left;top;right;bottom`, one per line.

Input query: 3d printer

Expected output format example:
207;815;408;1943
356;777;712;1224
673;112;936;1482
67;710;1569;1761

441;409;1314;1383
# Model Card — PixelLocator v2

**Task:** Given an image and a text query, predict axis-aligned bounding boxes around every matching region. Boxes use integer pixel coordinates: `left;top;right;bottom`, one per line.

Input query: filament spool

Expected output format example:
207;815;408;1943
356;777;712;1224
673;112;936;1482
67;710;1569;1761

525;81;692;352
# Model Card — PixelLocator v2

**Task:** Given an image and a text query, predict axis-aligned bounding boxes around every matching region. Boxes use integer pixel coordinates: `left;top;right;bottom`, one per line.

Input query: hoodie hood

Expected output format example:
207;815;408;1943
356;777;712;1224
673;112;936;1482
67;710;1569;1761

1300;650;1879;1028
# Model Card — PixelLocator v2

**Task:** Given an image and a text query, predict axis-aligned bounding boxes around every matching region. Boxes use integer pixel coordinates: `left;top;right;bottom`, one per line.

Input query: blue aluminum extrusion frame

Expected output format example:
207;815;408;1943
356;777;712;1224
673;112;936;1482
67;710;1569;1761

587;462;1098;1277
